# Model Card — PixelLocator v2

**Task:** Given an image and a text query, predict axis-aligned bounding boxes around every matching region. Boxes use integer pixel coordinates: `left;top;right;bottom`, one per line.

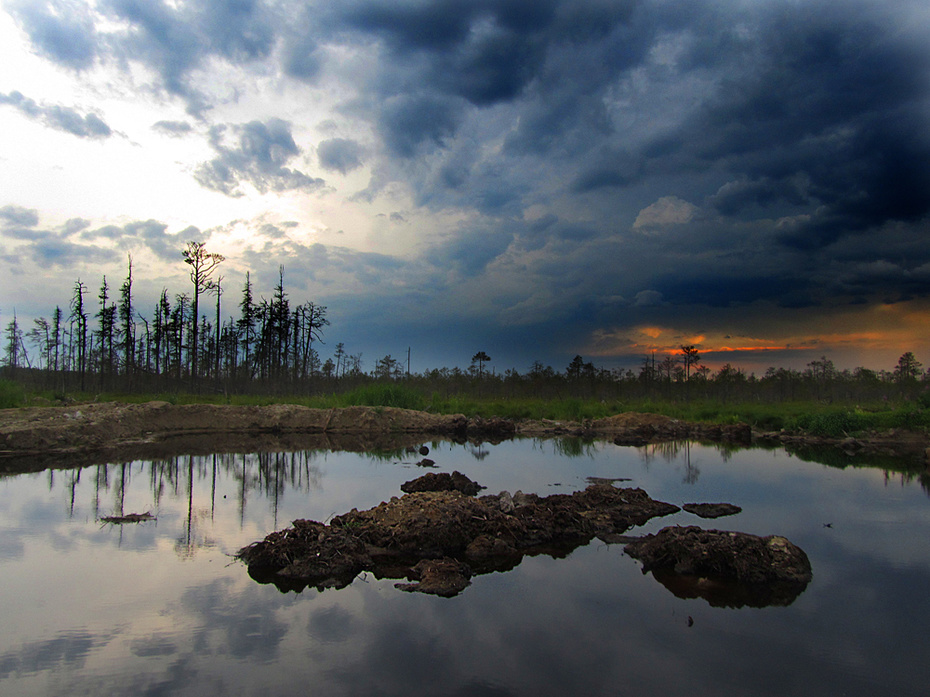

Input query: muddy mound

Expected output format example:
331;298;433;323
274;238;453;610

238;483;813;603
624;525;812;607
238;483;681;596
501;485;682;548
400;471;484;495
682;503;742;519
238;519;373;591
332;491;512;558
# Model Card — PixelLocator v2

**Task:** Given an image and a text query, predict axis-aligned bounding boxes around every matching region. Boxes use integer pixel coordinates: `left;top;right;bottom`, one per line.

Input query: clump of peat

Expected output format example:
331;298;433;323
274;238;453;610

237;472;812;604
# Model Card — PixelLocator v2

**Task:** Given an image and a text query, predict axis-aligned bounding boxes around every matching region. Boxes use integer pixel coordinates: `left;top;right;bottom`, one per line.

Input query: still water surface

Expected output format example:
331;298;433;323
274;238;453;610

1;439;928;696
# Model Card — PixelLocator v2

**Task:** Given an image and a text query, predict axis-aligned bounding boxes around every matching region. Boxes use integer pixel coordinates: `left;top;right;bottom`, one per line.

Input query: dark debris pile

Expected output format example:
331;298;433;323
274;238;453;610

238;472;811;604
237;482;680;596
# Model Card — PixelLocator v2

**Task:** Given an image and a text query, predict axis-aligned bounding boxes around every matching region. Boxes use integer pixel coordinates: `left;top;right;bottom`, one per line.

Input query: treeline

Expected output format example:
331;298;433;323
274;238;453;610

320;349;930;406
2;244;929;407
1;242;331;394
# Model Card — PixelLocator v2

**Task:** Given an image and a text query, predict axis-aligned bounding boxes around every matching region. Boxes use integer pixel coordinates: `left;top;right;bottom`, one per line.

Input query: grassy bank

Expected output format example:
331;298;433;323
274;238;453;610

10;380;930;438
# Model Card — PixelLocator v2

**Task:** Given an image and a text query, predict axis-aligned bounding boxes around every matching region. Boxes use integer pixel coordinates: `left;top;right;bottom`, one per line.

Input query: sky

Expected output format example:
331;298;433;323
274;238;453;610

1;0;929;376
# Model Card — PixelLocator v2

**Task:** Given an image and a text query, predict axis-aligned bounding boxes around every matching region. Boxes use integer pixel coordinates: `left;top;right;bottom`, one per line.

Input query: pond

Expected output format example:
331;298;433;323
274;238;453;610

0;438;928;697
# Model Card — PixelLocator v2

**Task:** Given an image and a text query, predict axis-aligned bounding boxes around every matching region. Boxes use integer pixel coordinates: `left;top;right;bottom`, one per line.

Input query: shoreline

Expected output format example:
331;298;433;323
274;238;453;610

1;401;927;473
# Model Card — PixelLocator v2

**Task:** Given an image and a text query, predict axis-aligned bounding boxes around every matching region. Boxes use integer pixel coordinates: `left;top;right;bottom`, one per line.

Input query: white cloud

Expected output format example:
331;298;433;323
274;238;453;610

633;196;699;230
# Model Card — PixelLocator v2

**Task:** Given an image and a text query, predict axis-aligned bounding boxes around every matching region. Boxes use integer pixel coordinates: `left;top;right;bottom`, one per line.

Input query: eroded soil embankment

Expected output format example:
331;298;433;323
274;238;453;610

0;402;753;452
0;402;470;472
0;402;745;472
1;401;927;473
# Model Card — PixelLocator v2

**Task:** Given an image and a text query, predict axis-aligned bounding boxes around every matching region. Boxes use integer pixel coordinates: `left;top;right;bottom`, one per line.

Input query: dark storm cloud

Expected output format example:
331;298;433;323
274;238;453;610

709;177;813;217
280;31;322;81
7;0;930;368
571;155;635;194
426;218;519;277
194;119;325;197
654;274;816;309
317;138;365;175
672;1;930;248
335;0;637;106
378;93;465;158
0;91;112;138
339;1;550;105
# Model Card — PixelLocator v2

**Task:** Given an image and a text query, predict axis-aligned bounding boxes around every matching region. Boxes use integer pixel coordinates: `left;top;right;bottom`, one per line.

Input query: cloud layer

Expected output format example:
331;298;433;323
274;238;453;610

0;90;112;138
2;0;929;371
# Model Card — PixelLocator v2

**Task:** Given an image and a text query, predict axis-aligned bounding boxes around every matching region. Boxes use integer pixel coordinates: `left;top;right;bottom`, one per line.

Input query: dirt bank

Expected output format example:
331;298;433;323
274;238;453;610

0;402;468;472
1;401;927;473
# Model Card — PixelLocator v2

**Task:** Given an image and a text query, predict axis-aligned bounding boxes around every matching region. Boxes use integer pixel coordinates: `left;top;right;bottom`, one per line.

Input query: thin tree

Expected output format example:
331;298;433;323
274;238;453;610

171;293;190;381
4;313;25;371
681;344;700;401
96;276;116;378
51;306;63;373
28;317;52;370
333;342;346;379
210;275;223;381
238;272;256;379
298;301;329;379
270;266;290;380
182;241;225;381
70;280;89;390
119;254;134;376
138;315;151;375
153;290;171;377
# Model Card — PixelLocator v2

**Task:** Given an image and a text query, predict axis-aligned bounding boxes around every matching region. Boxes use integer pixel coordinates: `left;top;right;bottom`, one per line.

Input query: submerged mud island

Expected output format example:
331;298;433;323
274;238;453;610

8;399;920;606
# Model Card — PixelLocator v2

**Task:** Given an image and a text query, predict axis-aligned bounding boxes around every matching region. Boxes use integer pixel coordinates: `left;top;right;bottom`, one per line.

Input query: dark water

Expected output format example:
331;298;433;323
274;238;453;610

1;439;928;696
